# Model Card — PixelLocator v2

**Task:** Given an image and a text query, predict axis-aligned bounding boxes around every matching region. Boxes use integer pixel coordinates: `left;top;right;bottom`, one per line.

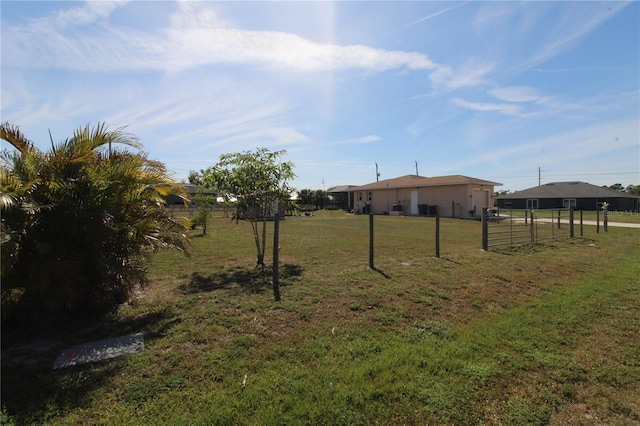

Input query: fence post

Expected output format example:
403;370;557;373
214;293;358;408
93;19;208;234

435;213;441;257
510;209;514;246
580;209;584;237
482;208;488;251
530;210;535;243
569;206;574;238
369;213;374;269
604;209;608;232
557;210;561;229
596;208;600;234
272;212;281;302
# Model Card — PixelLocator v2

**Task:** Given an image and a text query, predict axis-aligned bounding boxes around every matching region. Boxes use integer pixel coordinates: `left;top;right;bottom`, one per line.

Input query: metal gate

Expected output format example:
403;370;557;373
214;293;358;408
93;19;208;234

482;208;574;250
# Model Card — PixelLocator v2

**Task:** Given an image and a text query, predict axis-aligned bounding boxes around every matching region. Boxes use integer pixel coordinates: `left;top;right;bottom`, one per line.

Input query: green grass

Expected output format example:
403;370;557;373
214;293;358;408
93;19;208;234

2;211;639;425
559;209;640;224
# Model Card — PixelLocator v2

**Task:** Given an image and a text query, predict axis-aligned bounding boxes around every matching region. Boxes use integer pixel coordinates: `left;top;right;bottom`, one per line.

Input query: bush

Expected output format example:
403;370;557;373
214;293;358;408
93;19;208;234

1;122;190;317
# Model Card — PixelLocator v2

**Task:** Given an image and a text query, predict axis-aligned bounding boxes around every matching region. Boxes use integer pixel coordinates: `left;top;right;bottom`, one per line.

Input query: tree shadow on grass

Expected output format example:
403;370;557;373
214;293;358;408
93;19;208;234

1;355;128;425
179;263;304;295
371;267;392;279
1;306;180;426
1;304;178;350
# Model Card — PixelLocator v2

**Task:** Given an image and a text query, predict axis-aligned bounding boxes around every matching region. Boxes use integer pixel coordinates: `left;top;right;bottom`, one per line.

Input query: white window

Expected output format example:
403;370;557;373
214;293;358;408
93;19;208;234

563;199;576;208
526;199;538;209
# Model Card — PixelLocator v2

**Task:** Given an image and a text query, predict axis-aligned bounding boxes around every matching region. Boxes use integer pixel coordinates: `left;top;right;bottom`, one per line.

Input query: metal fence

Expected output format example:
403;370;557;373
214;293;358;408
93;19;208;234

482;208;574;250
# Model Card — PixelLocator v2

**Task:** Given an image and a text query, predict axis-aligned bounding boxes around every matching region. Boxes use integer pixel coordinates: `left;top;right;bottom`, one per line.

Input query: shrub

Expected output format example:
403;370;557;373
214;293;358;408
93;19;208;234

0;122;190;316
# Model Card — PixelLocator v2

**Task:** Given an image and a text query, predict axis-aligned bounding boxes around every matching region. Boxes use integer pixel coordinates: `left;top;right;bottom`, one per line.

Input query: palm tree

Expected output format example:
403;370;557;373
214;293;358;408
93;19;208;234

1;122;190;315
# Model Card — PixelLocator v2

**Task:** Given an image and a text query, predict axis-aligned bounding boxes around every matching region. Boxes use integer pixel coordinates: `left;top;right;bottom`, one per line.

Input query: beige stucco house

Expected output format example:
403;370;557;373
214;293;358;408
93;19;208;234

348;174;502;218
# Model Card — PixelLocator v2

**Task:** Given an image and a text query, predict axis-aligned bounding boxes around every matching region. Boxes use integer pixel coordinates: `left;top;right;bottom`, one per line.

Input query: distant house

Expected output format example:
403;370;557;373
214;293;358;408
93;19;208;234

326;185;357;210
165;183;217;205
496;181;640;211
348;174;502;218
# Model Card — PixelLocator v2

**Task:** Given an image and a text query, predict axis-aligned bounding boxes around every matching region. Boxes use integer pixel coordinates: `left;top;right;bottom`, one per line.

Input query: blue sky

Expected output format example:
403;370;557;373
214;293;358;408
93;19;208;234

2;1;638;191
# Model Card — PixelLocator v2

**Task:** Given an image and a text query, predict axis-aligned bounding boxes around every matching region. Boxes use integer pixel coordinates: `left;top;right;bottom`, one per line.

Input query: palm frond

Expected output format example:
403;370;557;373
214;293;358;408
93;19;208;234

72;122;143;152
0;122;35;154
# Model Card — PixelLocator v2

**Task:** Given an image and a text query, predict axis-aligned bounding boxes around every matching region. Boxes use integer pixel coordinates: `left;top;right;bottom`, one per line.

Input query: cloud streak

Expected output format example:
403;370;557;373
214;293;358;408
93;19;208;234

4;1;449;82
434;117;638;175
488;86;548;103
450;97;521;116
405;2;470;27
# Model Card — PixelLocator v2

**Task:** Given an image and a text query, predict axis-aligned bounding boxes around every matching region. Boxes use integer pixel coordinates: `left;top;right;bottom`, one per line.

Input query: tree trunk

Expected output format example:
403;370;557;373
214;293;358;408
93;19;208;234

250;220;263;268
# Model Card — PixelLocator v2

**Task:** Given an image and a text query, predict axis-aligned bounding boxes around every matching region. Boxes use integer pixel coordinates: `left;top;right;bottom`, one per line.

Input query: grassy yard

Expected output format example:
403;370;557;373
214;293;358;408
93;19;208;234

550;209;639;225
2;211;639;425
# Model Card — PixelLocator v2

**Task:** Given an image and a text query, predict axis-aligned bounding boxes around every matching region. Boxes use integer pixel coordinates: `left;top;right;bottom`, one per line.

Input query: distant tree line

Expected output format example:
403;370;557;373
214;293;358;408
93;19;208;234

296;189;328;210
607;183;640;194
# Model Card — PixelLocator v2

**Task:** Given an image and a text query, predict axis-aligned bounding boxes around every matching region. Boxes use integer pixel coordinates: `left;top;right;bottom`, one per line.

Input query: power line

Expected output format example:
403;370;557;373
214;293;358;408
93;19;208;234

487;171;638;179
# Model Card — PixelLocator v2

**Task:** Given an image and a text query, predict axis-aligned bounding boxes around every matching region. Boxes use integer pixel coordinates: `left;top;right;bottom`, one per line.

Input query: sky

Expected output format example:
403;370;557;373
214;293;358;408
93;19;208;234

1;1;639;192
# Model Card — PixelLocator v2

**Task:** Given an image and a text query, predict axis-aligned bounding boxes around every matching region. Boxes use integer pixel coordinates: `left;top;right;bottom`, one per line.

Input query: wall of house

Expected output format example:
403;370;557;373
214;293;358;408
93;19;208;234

351;184;495;217
418;185;468;217
498;197;640;211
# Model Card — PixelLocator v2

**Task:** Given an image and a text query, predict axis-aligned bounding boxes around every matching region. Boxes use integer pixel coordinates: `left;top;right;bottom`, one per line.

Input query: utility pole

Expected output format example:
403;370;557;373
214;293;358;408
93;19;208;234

415;161;419;176
538;167;541;186
375;162;380;182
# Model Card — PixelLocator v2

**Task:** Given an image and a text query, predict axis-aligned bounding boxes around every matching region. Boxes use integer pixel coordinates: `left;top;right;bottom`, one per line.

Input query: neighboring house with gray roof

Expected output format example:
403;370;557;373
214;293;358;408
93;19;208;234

496;181;640;211
348;174;502;218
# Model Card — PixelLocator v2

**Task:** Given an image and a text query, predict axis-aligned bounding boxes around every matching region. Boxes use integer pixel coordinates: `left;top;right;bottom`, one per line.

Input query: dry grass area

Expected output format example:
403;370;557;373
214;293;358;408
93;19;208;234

2;211;639;425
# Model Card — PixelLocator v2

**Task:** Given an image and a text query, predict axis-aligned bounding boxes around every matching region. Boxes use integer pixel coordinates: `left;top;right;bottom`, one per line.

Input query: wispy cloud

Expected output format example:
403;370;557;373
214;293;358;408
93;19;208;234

344;135;381;145
450;97;521;116
405;2;470;28
4;0;449;82
500;2;631;77
324;135;382;147
434;117;639;175
207;127;311;149
37;0;126;29
445;61;495;89
166;29;438;73
488;86;548;103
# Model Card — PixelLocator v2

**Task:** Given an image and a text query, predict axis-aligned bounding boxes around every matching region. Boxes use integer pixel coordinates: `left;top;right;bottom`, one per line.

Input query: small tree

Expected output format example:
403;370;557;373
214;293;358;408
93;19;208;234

298;189;314;205
192;188;216;235
200;148;295;268
188;170;201;185
609;183;624;192
313;189;327;210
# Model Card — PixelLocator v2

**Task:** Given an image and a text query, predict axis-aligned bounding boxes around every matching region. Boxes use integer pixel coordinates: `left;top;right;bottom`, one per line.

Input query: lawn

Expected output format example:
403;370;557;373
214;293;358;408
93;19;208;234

549;209;640;225
2;211;639;425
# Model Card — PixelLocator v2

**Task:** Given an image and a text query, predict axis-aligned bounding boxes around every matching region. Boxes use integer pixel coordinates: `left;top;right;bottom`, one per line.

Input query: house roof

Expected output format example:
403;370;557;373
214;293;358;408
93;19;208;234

498;181;640;199
177;183;217;195
327;185;357;193
350;174;502;191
